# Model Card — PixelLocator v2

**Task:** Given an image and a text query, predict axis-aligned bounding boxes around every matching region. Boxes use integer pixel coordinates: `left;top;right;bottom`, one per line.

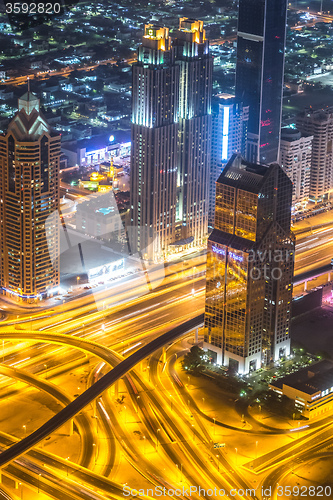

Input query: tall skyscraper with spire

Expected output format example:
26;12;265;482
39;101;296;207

130;24;179;259
235;0;287;165
0;89;60;301
173;18;213;247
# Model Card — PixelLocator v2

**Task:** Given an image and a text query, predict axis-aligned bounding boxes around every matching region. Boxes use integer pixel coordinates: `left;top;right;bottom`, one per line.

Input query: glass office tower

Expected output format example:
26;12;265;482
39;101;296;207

235;0;287;165
204;154;295;374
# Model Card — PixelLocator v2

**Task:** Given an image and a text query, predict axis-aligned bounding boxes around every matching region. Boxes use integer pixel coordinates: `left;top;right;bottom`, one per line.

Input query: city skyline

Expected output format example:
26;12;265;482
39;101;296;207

0;1;333;499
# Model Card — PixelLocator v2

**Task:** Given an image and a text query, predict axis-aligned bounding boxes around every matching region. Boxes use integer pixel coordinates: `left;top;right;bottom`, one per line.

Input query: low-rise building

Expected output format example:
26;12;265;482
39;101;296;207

75;191;124;243
269;360;333;419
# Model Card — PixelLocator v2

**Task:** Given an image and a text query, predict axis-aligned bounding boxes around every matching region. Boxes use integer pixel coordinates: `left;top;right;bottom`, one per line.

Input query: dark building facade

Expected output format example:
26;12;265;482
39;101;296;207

0;91;60;301
204;154;295;374
235;0;287;165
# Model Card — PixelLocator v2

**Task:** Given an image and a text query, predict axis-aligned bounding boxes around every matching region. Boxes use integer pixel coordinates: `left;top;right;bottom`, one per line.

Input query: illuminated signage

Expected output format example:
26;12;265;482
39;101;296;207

212;245;243;262
212;245;225;256
2;287;41;299
86;148;107;156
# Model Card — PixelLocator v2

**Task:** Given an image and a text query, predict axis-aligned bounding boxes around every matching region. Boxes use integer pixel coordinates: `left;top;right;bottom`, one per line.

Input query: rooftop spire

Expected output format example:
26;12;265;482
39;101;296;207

18;88;40;116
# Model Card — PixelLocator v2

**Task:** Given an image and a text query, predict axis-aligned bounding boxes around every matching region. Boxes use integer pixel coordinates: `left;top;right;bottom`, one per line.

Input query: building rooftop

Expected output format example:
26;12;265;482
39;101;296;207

217;153;271;194
298;106;333;123
281;128;302;142
270;360;333;396
208;228;256;254
5;90;60;141
18;91;40;115
77;130;130;152
59;237;122;277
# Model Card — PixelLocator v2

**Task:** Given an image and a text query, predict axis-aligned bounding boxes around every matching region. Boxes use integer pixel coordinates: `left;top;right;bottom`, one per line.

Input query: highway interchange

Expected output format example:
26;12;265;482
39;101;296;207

0;217;332;499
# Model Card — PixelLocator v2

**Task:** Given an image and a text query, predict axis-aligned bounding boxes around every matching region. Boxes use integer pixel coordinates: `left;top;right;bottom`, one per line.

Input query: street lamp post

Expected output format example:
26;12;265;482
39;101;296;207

235;448;238;466
76;276;80;287
93;414;99;434
23;425;26;436
213;417;216;435
216;454;220;472
156;428;160;450
37;474;41;493
176;464;183;482
136;395;140;413
255;440;258;460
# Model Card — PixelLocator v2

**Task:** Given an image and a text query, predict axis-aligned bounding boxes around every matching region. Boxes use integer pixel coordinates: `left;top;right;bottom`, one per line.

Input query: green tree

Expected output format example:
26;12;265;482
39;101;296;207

182;346;205;372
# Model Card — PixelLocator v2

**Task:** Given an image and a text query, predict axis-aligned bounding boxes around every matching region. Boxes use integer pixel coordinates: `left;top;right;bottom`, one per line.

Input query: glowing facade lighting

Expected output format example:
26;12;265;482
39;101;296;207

222;106;230;161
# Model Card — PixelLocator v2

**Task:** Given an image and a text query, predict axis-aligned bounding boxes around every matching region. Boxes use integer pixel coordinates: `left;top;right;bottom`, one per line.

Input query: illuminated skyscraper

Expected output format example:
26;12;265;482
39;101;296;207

0;90;60;301
204;154;294;374
173;18;213;247
130;25;179;259
235;0;287;164
209;94;249;228
131;19;212;259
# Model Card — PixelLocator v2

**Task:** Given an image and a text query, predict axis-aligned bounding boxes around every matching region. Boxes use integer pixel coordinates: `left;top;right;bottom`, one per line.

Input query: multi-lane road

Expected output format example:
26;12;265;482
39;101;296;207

0;230;332;500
